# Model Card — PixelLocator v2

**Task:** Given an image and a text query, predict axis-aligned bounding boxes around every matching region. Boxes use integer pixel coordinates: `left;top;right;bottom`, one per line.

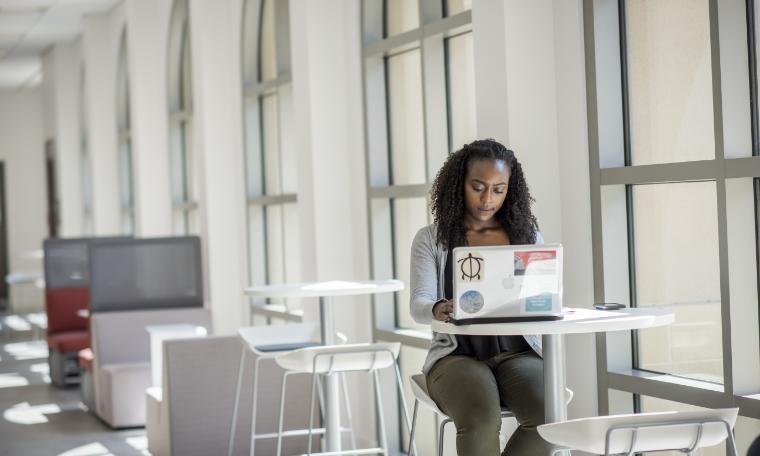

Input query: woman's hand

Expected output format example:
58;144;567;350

432;300;454;322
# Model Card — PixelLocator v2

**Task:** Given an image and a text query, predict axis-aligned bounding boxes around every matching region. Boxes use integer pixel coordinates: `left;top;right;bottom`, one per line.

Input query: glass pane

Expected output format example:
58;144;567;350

170;123;183;203
639;396;725;455
446;32;477;152
387;49;426;185
627;0;715;165
180;22;193;111
282;203;301;310
633;182;723;383
244;99;264;197
446;0;472;16
261;94;282;195
393;197;430;330
386;0;419;37
265;204;285;306
248;205;267;307
260;0;277;81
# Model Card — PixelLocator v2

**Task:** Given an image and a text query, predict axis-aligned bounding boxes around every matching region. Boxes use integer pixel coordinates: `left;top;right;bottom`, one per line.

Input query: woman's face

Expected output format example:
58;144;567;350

463;159;510;224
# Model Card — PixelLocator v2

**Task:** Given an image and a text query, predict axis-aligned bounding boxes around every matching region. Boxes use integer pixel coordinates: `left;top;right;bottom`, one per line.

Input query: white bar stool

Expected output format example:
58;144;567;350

227;323;322;456
537;407;739;455
273;342;413;456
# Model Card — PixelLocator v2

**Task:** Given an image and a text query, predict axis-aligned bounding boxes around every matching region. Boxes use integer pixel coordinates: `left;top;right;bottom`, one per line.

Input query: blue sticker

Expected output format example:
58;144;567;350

459;290;484;314
525;293;553;312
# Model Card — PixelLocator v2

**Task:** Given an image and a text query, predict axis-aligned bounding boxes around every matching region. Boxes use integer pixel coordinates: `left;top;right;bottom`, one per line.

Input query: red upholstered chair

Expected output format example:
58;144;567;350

45;287;90;386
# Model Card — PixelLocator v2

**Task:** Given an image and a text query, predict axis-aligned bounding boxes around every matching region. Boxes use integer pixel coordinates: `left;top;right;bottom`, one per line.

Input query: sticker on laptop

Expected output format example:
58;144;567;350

525;292;554;312
457;251;484;282
514;250;557;276
458;290;484;314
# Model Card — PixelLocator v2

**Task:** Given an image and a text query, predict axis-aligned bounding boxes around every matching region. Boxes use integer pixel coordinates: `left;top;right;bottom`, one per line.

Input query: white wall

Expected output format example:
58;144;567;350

124;0;174;237
188;0;248;335
474;0;597;421
82;5;126;235
0;89;48;311
49;40;84;237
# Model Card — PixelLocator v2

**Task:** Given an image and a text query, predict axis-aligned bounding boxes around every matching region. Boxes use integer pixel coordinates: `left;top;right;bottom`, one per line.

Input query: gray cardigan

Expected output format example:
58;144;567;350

409;223;543;374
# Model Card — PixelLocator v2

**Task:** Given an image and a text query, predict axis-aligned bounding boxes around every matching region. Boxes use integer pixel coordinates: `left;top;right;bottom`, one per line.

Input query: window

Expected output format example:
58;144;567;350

241;0;300;324
117;29;135;234
586;0;760;434
81;67;93;235
363;1;475;453
168;0;198;235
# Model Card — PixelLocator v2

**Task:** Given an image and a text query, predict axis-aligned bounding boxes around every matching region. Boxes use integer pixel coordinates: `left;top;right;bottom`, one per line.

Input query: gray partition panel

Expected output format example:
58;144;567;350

44;237;132;289
88;236;204;313
44;238;89;288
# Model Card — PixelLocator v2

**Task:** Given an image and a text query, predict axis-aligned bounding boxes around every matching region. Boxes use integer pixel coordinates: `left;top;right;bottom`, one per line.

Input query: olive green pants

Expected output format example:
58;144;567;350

425;350;551;456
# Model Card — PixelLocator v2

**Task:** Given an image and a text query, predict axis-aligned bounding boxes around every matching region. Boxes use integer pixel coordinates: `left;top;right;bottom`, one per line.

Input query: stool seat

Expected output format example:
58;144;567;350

274;342;400;373
238;323;319;353
537;408;739;455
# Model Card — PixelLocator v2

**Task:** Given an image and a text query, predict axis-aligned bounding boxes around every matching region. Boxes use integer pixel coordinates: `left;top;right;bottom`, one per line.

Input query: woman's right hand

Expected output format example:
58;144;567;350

432;299;454;322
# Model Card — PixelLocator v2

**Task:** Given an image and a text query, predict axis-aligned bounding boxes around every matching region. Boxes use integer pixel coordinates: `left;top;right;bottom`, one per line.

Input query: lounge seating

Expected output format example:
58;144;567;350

89;307;211;428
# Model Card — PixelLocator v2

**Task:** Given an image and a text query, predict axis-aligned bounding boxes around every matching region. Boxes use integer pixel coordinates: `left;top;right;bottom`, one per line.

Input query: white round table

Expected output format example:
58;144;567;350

432;307;674;456
244;279;404;453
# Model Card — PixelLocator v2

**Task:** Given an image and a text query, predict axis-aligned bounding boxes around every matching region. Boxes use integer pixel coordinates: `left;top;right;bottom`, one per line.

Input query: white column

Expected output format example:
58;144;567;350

51;41;84;237
473;0;597;420
187;0;248;335
124;0;174;237
82;9;124;235
290;0;374;446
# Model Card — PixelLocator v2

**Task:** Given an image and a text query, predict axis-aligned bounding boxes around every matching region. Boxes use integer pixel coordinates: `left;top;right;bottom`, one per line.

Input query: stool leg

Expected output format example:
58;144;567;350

307;372;319;455
249;356;263;456
372;370;388;455
393;362;416;455
227;347;246;456
276;371;291;456
407;399;419;456
339;372;357;452
437;418;451;456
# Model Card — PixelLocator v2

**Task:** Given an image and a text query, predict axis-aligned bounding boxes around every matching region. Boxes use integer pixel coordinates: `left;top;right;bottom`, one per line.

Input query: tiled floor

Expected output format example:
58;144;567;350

0;313;148;456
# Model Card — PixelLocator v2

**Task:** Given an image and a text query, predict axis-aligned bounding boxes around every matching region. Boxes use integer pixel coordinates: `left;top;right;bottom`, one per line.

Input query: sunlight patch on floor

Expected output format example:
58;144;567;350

4;401;61;424
0;373;29;388
57;442;113;456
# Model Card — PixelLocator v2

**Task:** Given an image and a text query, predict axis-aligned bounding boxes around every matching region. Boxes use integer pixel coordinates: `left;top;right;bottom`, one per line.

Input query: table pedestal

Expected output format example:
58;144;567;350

543;334;569;456
320;296;342;453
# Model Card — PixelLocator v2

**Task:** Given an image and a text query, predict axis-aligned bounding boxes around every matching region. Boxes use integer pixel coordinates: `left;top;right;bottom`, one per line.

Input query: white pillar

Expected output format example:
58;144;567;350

473;0;597;419
188;0;248;334
51;41;84;237
290;0;374;445
83;9;124;235
124;0;174;236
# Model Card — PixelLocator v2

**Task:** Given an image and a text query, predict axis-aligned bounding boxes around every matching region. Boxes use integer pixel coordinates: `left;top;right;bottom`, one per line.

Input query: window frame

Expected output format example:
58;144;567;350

241;0;301;324
117;29;135;235
584;0;760;421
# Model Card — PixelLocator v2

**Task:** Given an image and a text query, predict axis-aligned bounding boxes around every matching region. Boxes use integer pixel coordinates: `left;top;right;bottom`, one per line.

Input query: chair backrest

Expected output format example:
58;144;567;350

90;307;211;366
45;287;89;334
537;408;739;455
88;236;204;313
276;342;401;373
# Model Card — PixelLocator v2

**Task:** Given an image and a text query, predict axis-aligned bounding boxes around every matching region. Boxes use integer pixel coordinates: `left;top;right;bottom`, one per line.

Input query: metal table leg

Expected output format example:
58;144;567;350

319;296;341;453
543;334;569;456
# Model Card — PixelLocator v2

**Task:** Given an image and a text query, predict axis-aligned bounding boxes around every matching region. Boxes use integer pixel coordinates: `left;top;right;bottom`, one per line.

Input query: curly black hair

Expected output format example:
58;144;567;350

430;138;539;249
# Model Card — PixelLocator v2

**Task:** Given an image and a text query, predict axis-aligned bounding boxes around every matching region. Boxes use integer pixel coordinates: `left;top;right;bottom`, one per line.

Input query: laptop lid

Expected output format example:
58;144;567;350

451;244;563;323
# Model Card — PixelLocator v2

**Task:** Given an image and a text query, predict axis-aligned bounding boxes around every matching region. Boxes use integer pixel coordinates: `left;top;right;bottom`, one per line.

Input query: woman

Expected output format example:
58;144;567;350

409;139;548;455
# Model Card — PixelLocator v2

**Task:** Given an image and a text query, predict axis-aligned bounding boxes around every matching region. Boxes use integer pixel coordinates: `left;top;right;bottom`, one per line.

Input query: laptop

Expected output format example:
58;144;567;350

450;244;564;325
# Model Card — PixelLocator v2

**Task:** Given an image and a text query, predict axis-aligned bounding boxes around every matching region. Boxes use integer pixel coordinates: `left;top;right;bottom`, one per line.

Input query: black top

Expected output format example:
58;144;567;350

445;247;530;360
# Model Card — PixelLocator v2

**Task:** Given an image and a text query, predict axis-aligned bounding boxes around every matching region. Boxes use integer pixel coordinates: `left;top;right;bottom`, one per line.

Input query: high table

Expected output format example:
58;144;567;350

432;306;674;455
244;279;404;453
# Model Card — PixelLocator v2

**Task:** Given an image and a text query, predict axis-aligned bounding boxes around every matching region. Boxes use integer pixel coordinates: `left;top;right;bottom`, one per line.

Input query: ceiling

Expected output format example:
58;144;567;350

0;0;119;90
